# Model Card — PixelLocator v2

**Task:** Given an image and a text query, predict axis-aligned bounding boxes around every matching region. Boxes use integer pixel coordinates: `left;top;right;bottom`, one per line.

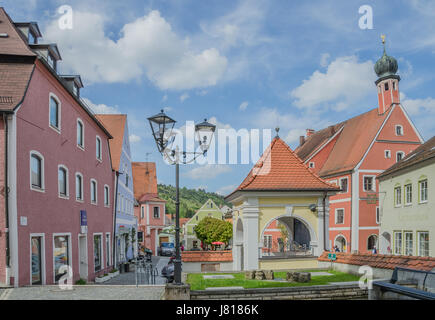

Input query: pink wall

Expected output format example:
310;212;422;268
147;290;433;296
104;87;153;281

135;201;165;255
0;116;6;284
14;61;114;286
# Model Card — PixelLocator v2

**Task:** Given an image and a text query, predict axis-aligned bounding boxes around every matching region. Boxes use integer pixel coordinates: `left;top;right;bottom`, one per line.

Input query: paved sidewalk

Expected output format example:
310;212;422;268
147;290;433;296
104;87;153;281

0;285;165;300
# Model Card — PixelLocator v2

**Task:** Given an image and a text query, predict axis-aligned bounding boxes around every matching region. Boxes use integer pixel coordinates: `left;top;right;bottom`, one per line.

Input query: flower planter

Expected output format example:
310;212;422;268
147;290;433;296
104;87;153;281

95;275;111;283
109;271;120;278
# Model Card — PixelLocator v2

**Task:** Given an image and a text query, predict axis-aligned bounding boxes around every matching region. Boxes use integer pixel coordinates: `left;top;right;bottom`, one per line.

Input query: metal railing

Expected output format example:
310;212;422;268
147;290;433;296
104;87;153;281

134;258;158;286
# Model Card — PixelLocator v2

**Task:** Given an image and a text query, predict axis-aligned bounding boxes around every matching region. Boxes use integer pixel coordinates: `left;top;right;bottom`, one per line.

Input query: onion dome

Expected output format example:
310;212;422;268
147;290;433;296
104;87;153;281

374;36;398;78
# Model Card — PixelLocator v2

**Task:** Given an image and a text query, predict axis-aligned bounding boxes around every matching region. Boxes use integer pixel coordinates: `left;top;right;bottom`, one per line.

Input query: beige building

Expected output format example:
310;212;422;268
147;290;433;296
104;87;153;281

378;136;435;257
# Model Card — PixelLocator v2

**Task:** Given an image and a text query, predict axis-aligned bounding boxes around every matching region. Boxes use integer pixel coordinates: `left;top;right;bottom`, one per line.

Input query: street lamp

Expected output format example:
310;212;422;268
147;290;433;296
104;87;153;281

148;110;216;285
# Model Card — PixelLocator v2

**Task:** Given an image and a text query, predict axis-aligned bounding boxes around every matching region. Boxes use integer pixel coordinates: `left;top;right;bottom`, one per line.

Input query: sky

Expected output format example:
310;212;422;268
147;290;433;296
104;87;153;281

3;0;435;195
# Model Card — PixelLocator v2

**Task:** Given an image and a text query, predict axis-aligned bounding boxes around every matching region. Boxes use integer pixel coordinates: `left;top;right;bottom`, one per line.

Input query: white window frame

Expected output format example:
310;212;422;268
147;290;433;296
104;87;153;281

384;150;391;159
29;233;46;285
58;164;69;199
52;233;72;284
30;150;45;192
363;175;376;192
77;118;85;150
49;93;61;133
263;235;272;249
96;136;102;161
419;179;428;204
309;162;315;168
93;233;104;272
141;206;145;219
395;125;404;136
105;233;111;267
405;183;412;206
329;179;338;187
153;206;160;219
339;177;348;193
404;231;413;256
417;231;429;257
394;231;402;255
75;172;84;202
104;185;110;207
394;186;402;207
396;151;405;163
335;208;345;225
90;179;97;205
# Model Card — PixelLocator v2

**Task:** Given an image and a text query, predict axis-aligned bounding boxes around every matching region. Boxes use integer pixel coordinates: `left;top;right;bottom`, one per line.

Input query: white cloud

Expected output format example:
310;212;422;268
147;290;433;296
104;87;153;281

180;93;190;102
320;53;330;67
290;56;375;110
162;94;168;102
239;101;249;111
184;164;232;180
129;134;142;143
82;97;120;114
216;184;237;196
44;10;227;90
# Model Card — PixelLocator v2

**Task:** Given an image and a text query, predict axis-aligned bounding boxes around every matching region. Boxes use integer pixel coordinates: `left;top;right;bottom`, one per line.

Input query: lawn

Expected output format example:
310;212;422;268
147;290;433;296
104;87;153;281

186;270;360;291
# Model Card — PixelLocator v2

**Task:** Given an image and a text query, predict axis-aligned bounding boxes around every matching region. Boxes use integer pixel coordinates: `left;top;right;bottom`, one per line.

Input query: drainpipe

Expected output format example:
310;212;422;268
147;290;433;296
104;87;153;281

112;172;119;270
323;192;327;251
3;115;10;271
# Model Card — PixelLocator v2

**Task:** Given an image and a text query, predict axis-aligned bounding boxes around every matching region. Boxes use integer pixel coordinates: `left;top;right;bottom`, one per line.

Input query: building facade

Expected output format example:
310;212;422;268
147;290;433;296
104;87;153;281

95;115;137;265
132;162;166;255
226;136;339;271
378;136;435;257
0;9;114;286
183;199;224;250
295;43;424;253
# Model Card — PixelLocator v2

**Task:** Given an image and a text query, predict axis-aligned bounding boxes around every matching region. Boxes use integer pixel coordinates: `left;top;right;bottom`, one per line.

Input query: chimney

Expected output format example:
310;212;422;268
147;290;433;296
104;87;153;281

306;129;315;137
299;136;305;146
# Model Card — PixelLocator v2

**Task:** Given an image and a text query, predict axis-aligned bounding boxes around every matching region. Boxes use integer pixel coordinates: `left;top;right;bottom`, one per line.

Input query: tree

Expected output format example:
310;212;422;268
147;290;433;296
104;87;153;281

194;217;232;246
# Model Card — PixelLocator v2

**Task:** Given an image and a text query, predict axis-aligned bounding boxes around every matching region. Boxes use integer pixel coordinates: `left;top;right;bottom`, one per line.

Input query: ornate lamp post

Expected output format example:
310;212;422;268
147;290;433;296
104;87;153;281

148;110;216;285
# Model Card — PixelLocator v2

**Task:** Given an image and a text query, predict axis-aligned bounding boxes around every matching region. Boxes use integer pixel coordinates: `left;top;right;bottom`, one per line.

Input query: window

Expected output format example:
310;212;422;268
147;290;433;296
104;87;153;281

393;81;396;90
394;186;402;206
76;173;83;201
385;82;389;91
77;119;84;149
58;166;68;197
153;206;160;219
363;176;375;192
54;235;70;282
104;185;109;206
376;207;380;224
309;162;315;168
141;206;144;219
394;232;402;255
91;180;97;204
125;173;129;187
395;125;403;136
419;179;428;203
340;178;348;193
73;83;79;97
105;234;110;267
47;53;55;70
49;96;60;130
396;151;405;162
385;150;391;159
418;232;429;257
30;153;43;190
94;235;102;272
404;232;413;256
263;235;272;249
405;183;412;205
96;137;102;160
335;209;344;224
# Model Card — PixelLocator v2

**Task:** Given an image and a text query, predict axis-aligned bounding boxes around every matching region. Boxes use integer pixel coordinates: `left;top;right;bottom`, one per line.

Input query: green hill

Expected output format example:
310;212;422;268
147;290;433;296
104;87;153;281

157;184;232;218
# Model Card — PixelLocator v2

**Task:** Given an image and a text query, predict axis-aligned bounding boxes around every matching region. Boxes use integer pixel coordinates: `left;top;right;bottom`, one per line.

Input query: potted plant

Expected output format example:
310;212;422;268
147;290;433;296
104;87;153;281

95;273;110;283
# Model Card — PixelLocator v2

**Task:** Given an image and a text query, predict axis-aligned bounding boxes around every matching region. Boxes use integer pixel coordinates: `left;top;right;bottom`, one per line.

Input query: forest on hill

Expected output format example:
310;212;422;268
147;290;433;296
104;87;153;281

157;184;232;218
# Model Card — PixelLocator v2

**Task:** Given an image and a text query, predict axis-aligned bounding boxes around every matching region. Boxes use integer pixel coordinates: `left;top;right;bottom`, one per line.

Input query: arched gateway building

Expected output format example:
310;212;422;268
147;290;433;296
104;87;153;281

225;135;340;271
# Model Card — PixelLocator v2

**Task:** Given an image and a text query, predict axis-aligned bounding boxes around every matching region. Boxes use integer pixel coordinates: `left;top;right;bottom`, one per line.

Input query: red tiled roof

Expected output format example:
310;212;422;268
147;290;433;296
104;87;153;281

182;250;232;262
95;114;127;172
137;193;166;203
0;8;36;57
318;252;435;271
226;137;339;199
132;162;158;201
297;108;390;177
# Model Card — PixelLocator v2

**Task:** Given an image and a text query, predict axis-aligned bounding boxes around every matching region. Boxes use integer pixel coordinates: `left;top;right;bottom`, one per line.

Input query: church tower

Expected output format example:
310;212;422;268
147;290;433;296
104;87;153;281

374;36;401;115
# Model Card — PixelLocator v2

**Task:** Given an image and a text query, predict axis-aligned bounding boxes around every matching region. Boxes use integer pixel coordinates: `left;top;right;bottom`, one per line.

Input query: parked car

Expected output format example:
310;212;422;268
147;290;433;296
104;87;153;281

158;242;175;256
161;255;182;283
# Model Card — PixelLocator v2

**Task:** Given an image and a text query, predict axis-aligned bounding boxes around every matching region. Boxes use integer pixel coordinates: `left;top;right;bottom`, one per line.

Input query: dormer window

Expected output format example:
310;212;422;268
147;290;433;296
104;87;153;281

395;125;403;136
14;22;41;44
47;53;56;70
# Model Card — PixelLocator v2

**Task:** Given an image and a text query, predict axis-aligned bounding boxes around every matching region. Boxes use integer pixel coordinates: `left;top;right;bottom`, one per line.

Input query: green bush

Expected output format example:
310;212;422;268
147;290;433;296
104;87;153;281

75;278;86;285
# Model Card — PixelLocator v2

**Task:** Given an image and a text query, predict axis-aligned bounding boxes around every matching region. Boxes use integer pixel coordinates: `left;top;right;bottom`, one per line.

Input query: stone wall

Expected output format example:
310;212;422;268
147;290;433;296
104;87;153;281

190;284;367;300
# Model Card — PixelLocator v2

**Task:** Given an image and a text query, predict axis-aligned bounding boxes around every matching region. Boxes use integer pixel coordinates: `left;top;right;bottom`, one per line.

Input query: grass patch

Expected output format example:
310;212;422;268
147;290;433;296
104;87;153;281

186;270;360;291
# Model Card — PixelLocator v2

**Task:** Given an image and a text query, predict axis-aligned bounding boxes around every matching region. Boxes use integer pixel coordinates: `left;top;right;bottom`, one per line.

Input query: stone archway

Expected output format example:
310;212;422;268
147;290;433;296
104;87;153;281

334;235;347;252
367;234;378;251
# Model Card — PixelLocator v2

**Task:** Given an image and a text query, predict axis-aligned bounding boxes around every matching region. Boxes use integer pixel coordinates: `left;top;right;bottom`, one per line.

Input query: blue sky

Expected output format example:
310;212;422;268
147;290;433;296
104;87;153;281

4;0;435;195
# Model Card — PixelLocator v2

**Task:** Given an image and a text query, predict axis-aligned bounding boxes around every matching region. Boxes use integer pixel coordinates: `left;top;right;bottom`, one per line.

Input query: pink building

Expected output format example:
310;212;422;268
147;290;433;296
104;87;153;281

0;9;115;286
132;162;166;255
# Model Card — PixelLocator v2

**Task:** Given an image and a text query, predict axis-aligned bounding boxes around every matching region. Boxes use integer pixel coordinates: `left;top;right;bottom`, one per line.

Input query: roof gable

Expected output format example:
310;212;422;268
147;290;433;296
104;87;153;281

132;162;158;201
95;114;127;171
227;137;339;199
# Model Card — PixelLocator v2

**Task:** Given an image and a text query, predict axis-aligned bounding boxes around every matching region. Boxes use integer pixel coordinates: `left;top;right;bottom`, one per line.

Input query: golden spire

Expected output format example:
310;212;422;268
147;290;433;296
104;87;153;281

381;34;386;44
